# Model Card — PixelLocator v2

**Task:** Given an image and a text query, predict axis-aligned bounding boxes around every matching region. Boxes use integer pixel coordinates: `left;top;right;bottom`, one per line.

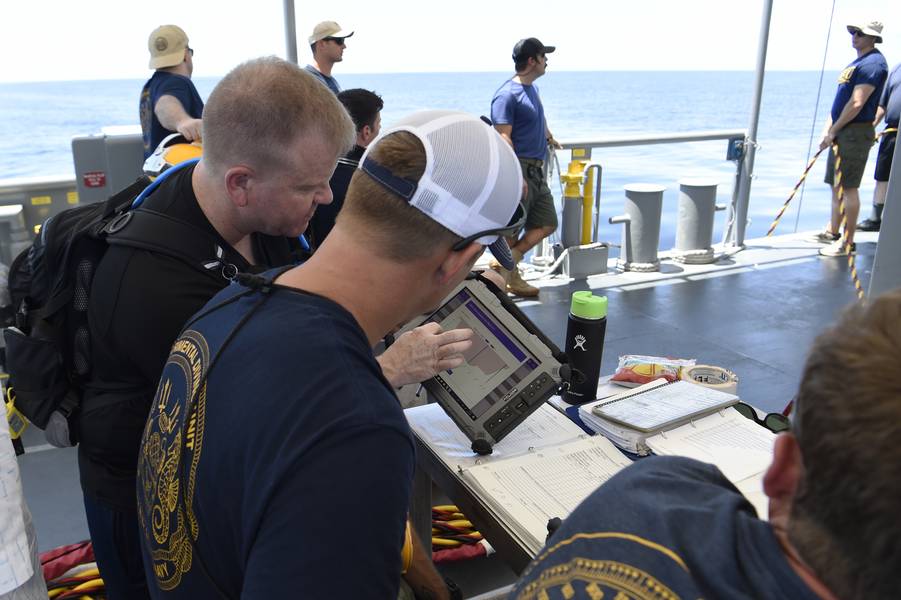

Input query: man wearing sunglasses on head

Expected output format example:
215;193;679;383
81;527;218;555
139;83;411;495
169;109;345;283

137;110;524;599
813;20;888;257
306;20;354;95
512;288;901;599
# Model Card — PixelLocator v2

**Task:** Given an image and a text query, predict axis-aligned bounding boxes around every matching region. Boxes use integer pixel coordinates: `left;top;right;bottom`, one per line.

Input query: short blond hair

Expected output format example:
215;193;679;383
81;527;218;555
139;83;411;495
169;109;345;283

789;288;901;599
202;56;354;176
339;132;460;261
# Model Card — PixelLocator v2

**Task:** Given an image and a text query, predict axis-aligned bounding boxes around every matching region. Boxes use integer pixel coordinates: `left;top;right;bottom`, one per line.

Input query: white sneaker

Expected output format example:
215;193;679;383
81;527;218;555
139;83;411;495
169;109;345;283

818;240;855;257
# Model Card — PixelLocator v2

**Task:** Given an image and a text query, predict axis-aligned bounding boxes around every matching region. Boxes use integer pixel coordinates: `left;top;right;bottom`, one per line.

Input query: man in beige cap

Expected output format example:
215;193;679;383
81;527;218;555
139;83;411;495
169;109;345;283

306;20;354;94
139;24;204;158
813;20;888;257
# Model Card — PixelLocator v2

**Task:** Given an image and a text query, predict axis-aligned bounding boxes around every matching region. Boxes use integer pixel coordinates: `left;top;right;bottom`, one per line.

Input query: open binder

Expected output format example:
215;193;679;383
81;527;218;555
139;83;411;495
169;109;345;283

405;403;631;555
407;394;776;557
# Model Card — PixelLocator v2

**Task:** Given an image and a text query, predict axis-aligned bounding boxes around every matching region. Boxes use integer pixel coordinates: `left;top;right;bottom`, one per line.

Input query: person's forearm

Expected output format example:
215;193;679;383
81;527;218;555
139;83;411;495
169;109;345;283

829;100;865;135
155;96;193;131
873;106;885;128
403;529;449;600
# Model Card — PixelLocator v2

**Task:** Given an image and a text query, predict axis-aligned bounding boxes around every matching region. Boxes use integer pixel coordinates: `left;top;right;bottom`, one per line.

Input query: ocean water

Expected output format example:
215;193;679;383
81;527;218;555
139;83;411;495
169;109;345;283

0;70;877;246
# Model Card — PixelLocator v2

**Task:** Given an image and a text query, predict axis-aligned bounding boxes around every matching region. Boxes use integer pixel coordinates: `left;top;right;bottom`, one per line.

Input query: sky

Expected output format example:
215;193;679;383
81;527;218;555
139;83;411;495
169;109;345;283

2;0;899;82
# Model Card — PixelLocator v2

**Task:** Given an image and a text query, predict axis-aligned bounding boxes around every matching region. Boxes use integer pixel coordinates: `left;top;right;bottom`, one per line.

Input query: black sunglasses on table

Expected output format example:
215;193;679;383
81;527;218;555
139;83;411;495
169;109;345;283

733;402;791;433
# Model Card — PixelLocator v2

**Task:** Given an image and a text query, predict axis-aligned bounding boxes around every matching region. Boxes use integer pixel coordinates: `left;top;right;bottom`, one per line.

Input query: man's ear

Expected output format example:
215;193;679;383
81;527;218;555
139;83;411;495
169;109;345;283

763;433;803;506
436;242;484;285
360;124;373;146
223;165;254;208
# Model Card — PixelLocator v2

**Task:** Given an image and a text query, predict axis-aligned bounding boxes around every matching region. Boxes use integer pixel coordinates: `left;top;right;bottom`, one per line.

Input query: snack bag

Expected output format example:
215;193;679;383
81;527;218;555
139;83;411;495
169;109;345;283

611;355;696;387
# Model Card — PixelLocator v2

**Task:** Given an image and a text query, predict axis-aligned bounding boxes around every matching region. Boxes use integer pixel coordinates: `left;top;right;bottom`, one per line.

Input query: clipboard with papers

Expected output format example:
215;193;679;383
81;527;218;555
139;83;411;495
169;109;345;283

591;379;739;432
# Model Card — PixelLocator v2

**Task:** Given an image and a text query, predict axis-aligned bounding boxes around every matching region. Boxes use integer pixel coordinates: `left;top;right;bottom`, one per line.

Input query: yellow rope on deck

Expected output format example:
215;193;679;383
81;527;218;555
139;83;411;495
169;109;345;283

832;143;865;300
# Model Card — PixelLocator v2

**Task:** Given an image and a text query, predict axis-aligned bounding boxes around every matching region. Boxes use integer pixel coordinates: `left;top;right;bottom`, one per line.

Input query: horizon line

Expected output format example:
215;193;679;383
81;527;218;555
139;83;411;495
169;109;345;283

0;68;841;85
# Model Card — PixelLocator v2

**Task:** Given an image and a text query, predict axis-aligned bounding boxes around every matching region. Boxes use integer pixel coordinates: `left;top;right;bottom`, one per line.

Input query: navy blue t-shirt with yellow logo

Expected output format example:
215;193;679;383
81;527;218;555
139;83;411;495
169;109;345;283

136;277;414;598
139;71;204;157
831;49;888;124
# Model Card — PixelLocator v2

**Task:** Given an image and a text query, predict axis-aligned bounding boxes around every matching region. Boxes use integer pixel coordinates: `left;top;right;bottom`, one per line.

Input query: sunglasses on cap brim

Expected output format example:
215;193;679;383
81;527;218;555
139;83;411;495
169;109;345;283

451;202;525;252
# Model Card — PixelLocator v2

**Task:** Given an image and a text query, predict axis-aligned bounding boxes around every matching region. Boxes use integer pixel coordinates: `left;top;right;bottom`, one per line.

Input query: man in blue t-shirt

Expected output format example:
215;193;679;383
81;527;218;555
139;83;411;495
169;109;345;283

813;20;888;257
139;25;204;158
490;37;561;297
137;110;525;599
858;61;901;232
305;20;354;94
512;288;901;600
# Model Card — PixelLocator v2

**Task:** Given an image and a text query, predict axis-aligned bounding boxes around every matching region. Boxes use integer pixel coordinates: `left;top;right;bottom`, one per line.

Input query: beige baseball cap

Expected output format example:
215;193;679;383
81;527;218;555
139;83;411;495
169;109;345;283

308;21;354;45
846;21;884;43
148;25;190;69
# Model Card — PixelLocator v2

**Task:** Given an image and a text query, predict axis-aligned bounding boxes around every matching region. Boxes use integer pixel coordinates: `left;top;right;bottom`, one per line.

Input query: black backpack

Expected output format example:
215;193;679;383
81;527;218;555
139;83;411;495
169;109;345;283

3;165;232;448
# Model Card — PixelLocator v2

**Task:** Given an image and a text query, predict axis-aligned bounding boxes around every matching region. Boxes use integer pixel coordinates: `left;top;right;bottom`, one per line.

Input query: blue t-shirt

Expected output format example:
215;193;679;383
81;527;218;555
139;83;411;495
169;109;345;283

511;457;821;600
305;64;340;95
491;79;548;160
830;49;888;124
136;278;415;599
139;71;204;157
880;63;901;128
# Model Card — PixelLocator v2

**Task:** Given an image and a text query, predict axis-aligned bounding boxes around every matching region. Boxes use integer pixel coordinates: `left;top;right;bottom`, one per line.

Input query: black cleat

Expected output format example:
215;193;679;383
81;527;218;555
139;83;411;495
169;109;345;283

857;218;881;232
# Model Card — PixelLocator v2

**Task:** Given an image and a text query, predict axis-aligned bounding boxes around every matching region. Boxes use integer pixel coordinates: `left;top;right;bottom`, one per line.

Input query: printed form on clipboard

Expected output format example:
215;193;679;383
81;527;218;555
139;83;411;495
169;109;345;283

405;402;632;555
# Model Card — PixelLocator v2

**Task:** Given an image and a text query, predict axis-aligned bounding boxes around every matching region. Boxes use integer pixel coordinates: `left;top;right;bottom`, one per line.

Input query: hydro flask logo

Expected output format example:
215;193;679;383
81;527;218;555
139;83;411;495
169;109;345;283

573;334;587;351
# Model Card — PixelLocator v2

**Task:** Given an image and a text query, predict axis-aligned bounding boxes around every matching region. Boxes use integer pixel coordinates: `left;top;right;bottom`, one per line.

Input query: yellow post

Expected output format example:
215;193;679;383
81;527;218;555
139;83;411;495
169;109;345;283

559;160;586;248
581;168;595;245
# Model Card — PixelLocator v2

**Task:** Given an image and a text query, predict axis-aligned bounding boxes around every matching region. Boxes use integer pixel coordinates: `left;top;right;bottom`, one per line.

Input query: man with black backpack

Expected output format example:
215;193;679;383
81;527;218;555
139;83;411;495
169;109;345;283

72;58;474;599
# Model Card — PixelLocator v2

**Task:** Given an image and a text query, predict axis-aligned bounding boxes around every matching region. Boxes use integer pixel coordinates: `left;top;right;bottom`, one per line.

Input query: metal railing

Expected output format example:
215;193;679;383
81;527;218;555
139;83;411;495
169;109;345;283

559;129;746;150
556;129;749;248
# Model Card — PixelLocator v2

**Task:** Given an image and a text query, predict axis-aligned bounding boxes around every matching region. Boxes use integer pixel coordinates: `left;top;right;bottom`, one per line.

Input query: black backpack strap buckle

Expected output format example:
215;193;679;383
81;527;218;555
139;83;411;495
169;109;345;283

104;212;134;235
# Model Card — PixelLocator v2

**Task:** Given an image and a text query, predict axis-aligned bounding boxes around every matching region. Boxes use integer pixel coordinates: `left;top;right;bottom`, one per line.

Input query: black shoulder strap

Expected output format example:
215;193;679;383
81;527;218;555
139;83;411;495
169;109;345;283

105;208;228;280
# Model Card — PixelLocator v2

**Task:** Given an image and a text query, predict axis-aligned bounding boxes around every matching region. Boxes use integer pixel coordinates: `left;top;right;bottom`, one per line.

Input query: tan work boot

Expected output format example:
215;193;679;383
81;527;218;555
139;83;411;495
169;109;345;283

507;250;539;297
488;259;512;287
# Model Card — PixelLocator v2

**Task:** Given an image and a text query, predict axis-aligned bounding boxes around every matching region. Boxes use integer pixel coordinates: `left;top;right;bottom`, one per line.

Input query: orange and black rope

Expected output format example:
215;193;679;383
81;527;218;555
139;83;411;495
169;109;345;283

768;128;896;238
766;146;827;237
431;505;483;549
831;143;865;300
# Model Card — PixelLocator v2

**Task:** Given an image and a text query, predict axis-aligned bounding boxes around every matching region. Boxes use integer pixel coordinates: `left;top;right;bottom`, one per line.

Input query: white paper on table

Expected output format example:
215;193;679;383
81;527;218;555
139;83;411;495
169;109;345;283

405;402;586;471
461;436;632;553
0;425;33;594
645;408;776;482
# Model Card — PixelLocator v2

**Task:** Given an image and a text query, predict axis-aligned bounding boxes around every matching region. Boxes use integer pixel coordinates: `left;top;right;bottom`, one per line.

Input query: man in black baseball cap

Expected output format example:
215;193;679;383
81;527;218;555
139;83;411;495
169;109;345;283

513;37;556;62
490;37;560;297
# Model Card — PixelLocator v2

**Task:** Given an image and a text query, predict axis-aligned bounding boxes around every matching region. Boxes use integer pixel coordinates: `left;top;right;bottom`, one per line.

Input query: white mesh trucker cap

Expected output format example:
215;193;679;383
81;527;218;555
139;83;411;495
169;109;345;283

359;110;525;270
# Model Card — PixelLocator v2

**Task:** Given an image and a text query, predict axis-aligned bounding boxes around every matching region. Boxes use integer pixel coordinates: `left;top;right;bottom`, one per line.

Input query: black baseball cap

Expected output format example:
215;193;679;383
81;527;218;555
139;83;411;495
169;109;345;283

512;38;556;61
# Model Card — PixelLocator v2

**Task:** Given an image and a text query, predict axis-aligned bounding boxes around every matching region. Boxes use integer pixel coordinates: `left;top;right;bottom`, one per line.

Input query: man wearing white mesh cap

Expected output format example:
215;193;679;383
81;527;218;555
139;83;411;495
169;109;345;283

135;110;523;598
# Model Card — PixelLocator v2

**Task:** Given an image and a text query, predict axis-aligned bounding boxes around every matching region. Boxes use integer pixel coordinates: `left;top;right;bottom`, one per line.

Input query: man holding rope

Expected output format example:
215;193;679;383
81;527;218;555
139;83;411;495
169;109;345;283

814;20;887;257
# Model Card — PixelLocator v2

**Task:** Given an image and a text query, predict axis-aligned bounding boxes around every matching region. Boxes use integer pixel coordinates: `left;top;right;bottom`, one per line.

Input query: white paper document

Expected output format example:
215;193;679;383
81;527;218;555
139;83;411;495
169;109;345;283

0;427;34;595
645;408;776;482
462;436;632;554
405;402;586;471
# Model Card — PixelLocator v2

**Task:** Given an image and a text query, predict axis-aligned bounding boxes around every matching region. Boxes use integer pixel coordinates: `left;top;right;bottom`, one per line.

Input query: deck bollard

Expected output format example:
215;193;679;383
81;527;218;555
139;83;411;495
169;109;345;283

609;184;665;272
673;178;725;264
